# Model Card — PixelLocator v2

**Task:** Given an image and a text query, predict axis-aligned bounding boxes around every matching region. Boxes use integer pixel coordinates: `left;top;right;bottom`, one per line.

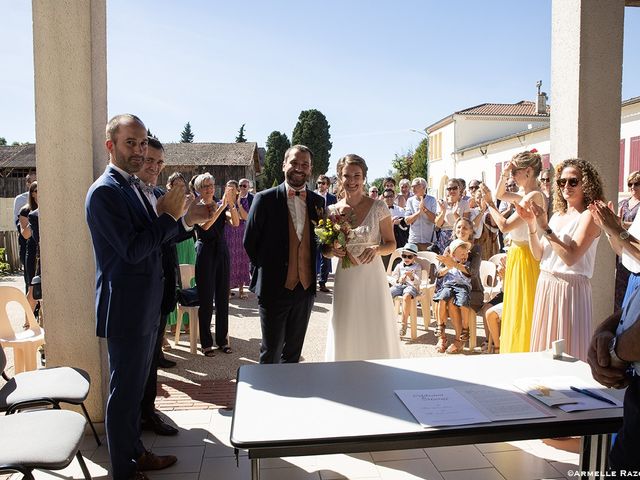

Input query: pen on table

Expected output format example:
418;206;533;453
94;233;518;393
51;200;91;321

569;386;617;406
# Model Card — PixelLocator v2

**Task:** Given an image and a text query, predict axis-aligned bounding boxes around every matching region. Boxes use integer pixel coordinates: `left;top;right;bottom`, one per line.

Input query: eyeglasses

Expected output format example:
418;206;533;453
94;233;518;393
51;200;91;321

369;190;378;193
240;184;249;188
401;254;415;259
469;185;480;191
446;186;459;191
383;195;394;199
200;184;214;190
317;181;326;185
556;177;580;188
540;177;551;183
629;181;640;188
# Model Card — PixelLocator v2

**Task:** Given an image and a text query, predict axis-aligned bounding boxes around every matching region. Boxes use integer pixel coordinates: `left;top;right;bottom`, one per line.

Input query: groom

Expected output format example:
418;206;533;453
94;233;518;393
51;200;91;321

244;145;325;363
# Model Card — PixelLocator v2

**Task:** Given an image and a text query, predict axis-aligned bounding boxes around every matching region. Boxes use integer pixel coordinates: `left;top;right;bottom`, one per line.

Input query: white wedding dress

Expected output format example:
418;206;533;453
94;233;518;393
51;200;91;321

325;199;402;361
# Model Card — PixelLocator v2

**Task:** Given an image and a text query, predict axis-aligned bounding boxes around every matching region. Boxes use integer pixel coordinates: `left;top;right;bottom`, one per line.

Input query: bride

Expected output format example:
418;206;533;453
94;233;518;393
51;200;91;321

324;154;402;361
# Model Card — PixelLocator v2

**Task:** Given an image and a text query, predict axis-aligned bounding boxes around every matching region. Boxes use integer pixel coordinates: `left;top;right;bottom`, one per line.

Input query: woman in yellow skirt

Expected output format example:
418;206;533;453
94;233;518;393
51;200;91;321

481;150;546;353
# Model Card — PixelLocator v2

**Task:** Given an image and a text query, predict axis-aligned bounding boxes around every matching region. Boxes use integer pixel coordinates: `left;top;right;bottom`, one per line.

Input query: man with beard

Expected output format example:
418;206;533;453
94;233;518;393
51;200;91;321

244;145;325;363
86;114;213;479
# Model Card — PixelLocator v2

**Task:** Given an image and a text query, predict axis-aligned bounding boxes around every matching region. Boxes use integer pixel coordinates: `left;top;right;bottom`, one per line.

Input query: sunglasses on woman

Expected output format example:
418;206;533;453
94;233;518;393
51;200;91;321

468;185;480;191
629;181;640;188
401;254;415;259
446;186;459;191
556;177;580;188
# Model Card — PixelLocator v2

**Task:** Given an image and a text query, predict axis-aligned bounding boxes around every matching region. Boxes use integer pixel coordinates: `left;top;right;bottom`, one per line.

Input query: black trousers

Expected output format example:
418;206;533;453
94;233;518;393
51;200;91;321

140;313;169;417
195;240;230;350
610;374;640;472
258;284;314;364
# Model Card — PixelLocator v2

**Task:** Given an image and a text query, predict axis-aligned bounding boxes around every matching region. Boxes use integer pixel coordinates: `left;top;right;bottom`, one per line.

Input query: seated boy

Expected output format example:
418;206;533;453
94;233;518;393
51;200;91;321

433;239;472;354
390;243;422;337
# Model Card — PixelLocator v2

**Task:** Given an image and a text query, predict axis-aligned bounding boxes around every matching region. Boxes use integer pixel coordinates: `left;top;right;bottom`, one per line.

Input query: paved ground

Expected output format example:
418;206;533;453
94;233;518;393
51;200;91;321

156;275;486;410
0;272;488;410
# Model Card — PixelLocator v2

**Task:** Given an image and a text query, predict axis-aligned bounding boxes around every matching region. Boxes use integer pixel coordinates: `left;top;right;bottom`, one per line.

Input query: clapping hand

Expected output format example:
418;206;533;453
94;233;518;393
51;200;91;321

435;253;456;269
514;201;536;229
588;200;623;236
157;182;188;220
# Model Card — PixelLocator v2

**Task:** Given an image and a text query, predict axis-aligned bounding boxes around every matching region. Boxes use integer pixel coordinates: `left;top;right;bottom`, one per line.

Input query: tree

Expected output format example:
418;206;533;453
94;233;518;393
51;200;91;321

291;109;332;176
262;131;290;187
235;124;247;143
0;137;6;146
391;152;414;181
412;138;429;179
180;122;194;143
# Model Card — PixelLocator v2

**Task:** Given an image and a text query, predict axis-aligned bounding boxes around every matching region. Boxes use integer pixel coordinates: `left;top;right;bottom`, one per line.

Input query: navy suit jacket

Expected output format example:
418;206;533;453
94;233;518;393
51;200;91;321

243;183;324;301
85;166;181;338
325;192;337;208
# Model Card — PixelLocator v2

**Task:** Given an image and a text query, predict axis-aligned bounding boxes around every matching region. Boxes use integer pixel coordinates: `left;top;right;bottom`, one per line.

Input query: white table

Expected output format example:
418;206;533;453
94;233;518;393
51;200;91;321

230;353;625;479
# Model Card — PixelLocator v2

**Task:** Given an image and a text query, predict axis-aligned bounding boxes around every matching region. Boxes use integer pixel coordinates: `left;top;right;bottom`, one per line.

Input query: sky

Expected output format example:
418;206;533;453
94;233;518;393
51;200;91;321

1;1;640;180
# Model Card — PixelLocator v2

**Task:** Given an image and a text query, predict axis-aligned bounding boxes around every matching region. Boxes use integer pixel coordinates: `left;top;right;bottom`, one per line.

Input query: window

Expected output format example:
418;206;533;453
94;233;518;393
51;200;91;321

620;139;626;191
429;133;442;161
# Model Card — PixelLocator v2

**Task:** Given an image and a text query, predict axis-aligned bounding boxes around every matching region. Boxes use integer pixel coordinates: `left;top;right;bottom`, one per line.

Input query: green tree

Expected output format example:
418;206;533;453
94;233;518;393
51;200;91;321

180;122;194;143
291;109;332;176
412;138;429;179
235;124;247;143
0;137;6;146
391;151;414;180
263;131;290;187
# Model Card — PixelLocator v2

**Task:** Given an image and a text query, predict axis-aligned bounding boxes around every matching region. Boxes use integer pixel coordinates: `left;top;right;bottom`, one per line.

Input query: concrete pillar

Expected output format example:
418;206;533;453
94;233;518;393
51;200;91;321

32;0;108;420
550;0;625;326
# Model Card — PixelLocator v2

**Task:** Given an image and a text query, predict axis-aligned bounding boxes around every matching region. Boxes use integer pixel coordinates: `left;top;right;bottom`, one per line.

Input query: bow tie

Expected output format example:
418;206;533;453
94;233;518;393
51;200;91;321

288;189;307;199
128;176;140;187
388;205;394;210
140;183;154;195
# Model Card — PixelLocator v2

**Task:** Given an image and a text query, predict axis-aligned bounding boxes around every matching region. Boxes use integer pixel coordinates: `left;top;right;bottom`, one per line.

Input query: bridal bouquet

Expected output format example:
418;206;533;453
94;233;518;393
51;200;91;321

314;205;370;269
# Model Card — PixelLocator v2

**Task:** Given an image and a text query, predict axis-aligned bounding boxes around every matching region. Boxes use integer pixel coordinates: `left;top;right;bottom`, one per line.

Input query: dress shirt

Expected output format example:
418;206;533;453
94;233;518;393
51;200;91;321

13;191;29;224
285;183;307;240
388;204;406;220
616;286;640;375
405;195;437;244
110;164;193;230
316;191;328;207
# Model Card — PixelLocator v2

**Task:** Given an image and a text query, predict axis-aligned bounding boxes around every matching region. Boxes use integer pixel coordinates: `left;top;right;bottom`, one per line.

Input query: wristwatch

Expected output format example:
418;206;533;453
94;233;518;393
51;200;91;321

543;227;553;237
608;336;629;369
619;230;630;240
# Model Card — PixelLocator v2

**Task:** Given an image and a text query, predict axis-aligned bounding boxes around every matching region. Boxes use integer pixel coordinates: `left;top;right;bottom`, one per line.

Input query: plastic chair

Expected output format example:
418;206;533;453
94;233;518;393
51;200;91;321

0;343;101;446
0;409;91;480
416;252;438;326
0;286;45;373
479;260;500;302
488;252;507;268
390;257;432;340
175;264;200;354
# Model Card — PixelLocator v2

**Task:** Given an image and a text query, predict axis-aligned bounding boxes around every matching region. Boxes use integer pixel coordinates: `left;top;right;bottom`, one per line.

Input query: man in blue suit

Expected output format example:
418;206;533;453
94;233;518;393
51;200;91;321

86;114;212;480
244;145;325;364
314;174;337;292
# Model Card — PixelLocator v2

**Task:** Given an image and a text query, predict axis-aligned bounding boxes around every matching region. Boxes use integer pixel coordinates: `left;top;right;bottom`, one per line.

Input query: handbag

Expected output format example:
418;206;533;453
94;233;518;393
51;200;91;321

176;286;199;307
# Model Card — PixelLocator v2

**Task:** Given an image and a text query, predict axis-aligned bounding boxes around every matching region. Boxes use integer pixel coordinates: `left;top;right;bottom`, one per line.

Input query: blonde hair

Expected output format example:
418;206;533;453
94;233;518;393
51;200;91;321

552;158;604;214
336;154;368;198
512;150;542;177
627;171;640;186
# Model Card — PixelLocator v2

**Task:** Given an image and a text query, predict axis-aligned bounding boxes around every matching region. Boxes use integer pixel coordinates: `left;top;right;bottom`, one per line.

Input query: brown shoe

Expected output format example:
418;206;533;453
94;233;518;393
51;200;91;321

137;450;177;471
319;284;331;293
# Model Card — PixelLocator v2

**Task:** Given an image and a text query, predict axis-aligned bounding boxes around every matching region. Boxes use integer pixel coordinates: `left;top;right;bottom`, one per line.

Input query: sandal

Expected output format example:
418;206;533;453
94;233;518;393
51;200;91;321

220;345;233;354
460;328;470;343
399;325;407;337
202;348;216;357
434;324;448;353
446;341;463;355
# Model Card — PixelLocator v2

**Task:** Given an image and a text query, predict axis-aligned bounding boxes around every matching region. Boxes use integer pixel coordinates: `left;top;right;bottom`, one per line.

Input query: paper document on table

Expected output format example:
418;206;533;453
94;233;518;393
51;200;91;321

456;385;553;421
395;388;490;427
513;377;579;407
514;376;622;411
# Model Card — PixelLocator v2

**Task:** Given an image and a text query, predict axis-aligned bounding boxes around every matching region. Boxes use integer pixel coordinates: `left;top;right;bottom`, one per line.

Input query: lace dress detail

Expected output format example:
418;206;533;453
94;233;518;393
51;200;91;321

325;199;401;361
